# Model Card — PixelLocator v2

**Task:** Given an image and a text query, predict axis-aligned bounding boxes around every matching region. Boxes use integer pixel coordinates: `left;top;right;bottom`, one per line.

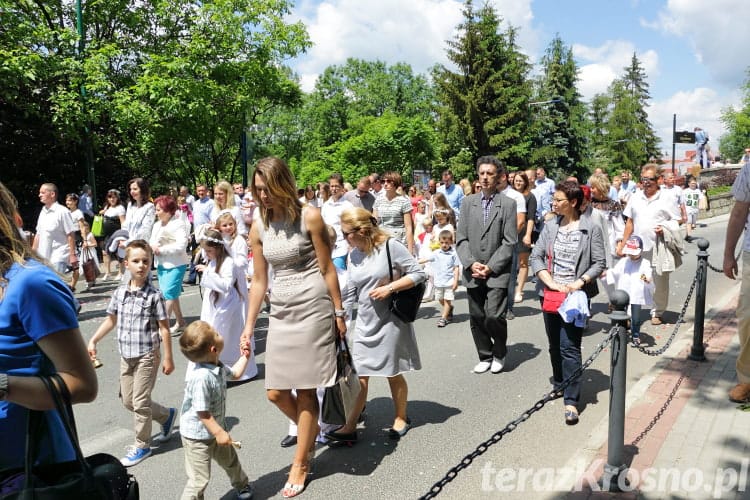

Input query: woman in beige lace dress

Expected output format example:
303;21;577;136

240;157;346;498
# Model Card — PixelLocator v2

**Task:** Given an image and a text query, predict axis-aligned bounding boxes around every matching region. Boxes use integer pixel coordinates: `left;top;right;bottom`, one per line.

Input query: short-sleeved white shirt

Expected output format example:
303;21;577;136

731;162;750;251
660;185;684;220
35;202;76;263
502;186;526;214
321;197;354;259
622;190;675;252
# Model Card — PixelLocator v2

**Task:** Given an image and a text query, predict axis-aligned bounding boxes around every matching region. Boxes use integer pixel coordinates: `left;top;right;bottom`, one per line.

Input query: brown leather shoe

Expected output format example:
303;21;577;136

651;316;663;325
728;383;750;403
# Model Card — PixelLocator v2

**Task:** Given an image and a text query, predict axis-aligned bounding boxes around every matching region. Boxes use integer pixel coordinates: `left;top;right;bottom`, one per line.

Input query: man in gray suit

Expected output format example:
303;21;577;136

456;156;518;374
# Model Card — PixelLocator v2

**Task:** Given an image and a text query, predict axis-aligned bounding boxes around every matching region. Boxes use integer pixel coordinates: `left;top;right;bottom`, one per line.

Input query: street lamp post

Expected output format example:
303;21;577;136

76;0;96;203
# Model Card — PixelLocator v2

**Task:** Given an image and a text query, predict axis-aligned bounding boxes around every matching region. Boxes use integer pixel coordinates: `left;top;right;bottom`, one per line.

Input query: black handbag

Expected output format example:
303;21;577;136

385;239;426;323
321;339;361;426
0;374;138;499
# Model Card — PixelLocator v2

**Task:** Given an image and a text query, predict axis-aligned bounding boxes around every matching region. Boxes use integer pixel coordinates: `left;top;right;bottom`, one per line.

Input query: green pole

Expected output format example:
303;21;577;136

76;0;97;204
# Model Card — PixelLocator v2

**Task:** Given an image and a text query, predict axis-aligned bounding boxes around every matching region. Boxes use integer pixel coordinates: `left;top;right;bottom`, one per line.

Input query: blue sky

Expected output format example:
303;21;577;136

288;0;750;159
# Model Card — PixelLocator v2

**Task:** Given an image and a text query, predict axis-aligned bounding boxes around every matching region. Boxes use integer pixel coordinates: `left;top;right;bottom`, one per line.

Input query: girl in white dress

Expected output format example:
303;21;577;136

196;229;257;381
79;220;100;290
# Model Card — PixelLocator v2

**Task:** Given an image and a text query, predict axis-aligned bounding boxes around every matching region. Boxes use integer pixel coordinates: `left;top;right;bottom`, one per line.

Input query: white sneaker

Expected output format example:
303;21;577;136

473;361;492;373
490;357;505;374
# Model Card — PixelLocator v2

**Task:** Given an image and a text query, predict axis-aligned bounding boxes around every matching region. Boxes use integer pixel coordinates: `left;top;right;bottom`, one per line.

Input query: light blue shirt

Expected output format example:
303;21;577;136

180;362;232;440
426;248;459;288
192;196;214;227
437;183;464;218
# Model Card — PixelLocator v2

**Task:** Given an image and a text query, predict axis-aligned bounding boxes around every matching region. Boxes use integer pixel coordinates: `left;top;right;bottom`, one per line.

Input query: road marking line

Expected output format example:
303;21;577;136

80;427;133;455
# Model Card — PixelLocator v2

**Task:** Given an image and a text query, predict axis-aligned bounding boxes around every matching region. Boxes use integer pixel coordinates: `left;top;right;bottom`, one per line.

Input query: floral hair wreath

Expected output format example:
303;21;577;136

198;235;224;245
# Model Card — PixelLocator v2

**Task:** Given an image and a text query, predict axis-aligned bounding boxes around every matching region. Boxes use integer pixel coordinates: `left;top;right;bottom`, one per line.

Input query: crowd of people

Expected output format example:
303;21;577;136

0;157;717;499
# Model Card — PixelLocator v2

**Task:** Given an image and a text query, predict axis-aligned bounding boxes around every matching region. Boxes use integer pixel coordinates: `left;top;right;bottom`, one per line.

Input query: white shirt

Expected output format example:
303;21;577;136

622;190;676;252
501;186;526;214
149;217;190;268
35;202;76;263
321;197;354;259
660;185;684;220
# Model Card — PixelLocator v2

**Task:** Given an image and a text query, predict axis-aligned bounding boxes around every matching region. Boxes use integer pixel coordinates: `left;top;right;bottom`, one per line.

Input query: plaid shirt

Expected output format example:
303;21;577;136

732;162;750;252
106;281;167;359
179;363;232;440
481;191;496;224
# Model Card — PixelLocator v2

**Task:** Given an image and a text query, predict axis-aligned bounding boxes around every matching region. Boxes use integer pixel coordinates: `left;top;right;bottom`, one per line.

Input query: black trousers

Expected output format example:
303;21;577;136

466;283;509;362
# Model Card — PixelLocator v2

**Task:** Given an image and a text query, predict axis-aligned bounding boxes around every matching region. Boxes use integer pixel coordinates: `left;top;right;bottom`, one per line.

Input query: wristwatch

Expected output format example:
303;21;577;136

334;309;346;318
0;373;8;401
387;284;395;294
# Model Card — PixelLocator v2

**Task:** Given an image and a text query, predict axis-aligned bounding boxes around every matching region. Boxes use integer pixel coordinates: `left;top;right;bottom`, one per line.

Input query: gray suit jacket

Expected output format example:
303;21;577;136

456;192;518;288
529;214;606;298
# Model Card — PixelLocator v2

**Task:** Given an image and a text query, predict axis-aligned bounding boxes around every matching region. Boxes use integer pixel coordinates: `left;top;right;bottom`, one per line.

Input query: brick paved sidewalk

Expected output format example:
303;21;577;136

569;294;750;499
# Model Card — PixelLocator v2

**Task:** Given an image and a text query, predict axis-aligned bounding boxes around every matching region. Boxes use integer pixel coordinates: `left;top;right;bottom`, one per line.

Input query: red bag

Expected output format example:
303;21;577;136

541;244;566;313
542;290;567;313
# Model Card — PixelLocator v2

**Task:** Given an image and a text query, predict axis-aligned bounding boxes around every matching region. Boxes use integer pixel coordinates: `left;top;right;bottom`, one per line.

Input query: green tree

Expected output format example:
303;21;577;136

262;58;437;183
530;35;589;180
433;0;532;170
720;71;750;162
591;54;661;172
0;0;309;204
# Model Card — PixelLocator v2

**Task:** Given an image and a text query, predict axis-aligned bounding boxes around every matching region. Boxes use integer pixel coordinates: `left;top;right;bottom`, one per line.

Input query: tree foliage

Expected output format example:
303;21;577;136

1;0;308;206
720;71;750;162
433;0;532;173
530;35;589;180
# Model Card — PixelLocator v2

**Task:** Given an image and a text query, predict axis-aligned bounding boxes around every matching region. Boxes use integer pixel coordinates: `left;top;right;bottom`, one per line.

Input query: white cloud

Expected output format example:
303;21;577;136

573;40;659;100
648;87;742;156
649;0;750;88
292;0;537;91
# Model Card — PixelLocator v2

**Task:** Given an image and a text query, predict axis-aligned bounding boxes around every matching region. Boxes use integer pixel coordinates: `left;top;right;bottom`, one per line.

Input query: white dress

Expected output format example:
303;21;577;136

200;255;257;380
607;256;654;307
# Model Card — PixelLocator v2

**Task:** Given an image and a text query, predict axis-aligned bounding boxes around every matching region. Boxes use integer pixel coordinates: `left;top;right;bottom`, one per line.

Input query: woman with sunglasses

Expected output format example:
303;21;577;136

326;207;425;444
372;172;415;255
530;181;606;425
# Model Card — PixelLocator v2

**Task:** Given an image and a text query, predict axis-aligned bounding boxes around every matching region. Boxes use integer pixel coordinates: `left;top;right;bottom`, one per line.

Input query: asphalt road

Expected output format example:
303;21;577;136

72;214;738;500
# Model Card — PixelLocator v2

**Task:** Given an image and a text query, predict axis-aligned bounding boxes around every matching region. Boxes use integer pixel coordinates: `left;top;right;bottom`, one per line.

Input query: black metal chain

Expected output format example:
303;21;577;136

630;372;685;446
418;328;619;500
633;271;698;356
707;261;723;273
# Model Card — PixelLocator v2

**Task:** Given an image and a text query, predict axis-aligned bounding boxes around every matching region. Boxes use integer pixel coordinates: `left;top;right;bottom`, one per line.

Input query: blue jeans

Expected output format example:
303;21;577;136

542;305;583;407
631;304;643;336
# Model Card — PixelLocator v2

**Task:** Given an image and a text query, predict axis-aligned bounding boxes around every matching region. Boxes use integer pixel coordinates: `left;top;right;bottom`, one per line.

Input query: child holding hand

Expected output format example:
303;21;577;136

178;320;254;500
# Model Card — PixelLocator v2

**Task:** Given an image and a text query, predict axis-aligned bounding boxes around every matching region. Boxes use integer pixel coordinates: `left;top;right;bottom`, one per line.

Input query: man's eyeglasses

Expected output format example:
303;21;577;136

342;228;360;237
383;179;395;184
640;176;658;182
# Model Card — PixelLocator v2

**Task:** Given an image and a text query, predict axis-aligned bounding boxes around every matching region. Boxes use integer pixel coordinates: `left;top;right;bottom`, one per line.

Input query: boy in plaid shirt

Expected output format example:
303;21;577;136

178;320;254;500
88;239;176;467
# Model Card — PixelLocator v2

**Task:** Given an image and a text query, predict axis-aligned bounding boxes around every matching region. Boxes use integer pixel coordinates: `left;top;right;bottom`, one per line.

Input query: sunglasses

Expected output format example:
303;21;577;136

342;227;360;237
640;176;658;182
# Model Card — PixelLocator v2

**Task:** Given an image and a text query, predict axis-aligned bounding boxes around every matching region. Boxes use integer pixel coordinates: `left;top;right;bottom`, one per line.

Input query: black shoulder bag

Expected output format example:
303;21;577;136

0;374;138;499
385;239;426;323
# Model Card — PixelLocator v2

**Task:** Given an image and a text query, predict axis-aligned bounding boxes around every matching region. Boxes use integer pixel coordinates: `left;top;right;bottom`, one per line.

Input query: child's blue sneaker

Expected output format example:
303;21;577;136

120;446;151;467
156;407;176;443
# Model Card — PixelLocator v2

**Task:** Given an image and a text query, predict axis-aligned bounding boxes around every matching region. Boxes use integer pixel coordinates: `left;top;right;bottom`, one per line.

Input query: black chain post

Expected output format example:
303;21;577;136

689;238;709;361
600;290;630;492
